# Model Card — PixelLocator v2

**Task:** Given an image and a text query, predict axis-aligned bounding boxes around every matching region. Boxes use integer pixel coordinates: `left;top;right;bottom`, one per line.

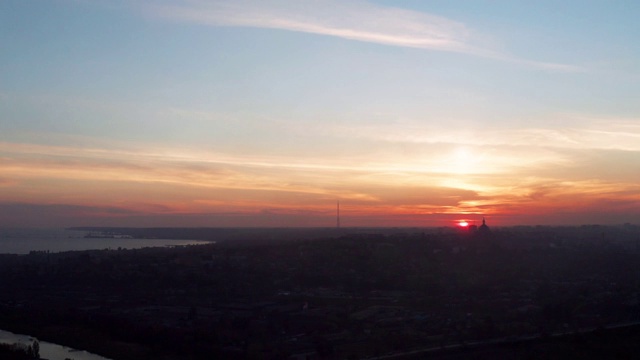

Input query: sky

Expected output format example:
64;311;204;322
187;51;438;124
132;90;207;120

1;0;639;228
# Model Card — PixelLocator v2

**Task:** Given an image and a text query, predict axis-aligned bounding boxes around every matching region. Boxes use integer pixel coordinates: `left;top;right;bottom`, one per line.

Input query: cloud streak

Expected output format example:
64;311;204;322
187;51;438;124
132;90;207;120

307;115;640;151
148;0;470;52
144;0;580;71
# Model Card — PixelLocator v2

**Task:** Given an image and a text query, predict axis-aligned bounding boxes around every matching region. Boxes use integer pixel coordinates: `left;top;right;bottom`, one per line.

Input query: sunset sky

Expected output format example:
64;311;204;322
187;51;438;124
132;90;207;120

1;0;639;227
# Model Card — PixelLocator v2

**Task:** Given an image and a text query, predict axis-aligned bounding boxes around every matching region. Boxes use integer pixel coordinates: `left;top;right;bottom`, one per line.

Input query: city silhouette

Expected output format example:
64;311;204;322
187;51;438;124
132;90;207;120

1;0;639;359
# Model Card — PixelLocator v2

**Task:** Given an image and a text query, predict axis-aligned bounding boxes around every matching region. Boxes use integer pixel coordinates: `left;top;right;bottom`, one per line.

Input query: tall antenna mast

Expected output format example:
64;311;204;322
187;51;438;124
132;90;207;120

337;200;340;229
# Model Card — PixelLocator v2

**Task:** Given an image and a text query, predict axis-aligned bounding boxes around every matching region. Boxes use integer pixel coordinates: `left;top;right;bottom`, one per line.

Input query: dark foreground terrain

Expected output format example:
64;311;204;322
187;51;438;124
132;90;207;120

1;225;639;359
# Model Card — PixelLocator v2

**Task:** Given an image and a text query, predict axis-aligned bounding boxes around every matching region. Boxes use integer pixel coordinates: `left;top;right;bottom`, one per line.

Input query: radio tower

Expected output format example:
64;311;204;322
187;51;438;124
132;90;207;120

337;200;340;229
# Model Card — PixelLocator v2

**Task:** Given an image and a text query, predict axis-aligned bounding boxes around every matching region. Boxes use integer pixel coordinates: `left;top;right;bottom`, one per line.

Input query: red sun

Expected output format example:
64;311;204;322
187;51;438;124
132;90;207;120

458;220;469;227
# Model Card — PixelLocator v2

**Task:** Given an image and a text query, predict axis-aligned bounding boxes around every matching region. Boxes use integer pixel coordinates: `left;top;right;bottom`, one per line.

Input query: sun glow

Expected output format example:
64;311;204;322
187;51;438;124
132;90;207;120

458;220;469;227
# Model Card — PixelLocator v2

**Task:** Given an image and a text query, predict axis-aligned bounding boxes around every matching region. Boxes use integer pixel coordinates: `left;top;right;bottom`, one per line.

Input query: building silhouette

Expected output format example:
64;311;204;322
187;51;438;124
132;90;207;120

477;217;491;237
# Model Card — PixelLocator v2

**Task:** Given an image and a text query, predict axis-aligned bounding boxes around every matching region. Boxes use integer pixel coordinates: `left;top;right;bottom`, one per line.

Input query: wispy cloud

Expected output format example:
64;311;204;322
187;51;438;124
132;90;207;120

147;0;470;52
0;178;18;187
143;0;580;71
306;114;640;151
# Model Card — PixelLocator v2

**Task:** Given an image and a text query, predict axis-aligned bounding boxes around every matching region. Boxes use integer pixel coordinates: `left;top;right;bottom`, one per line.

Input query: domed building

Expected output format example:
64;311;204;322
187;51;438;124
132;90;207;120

477;217;492;237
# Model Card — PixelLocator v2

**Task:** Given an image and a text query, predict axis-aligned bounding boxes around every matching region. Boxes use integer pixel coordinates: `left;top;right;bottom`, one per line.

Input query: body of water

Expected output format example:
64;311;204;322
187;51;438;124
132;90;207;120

0;228;211;358
0;228;210;254
0;328;110;360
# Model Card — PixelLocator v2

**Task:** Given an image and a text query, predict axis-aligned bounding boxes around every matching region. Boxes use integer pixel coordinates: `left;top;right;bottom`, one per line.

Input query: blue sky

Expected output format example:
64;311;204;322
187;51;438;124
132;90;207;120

1;0;639;227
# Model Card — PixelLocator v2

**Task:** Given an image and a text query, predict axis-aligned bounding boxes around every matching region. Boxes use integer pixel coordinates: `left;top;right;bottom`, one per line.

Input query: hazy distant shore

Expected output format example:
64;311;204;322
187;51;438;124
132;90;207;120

0;228;211;255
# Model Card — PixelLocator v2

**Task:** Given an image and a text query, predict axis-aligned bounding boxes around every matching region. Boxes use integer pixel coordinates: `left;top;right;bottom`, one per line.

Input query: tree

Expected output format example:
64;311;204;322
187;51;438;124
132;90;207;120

27;340;39;359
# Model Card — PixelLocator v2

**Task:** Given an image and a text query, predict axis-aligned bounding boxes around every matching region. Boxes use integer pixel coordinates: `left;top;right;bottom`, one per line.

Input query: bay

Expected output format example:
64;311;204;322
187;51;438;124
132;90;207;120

0;228;210;254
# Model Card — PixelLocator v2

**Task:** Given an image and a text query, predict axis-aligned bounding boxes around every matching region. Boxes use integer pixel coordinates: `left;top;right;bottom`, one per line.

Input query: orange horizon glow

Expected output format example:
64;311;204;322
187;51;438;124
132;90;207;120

2;140;640;227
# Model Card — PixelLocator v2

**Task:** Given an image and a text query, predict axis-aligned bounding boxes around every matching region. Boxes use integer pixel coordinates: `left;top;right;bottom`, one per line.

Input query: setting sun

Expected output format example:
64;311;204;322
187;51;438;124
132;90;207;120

458;220;469;227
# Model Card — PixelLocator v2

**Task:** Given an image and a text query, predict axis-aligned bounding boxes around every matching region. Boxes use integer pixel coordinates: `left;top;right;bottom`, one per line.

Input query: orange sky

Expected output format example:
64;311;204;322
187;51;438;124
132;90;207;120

2;138;639;227
1;1;639;227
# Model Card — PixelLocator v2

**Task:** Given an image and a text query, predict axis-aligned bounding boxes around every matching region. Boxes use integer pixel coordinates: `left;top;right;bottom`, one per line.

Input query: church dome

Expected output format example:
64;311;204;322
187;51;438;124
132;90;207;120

478;217;491;236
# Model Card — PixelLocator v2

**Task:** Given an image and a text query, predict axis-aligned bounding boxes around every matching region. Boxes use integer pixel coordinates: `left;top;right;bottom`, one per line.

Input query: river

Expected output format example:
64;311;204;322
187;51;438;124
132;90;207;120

0;228;210;358
0;328;110;360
